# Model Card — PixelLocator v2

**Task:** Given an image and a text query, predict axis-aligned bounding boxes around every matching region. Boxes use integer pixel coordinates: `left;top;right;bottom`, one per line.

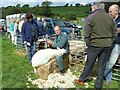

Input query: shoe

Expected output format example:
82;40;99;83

60;69;64;76
74;79;85;86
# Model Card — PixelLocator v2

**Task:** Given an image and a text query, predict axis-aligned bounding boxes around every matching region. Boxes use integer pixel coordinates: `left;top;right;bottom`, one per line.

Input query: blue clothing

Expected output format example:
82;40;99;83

22;20;39;62
37;21;43;31
9;22;14;32
27;42;36;62
115;15;120;44
22;20;39;44
104;15;120;82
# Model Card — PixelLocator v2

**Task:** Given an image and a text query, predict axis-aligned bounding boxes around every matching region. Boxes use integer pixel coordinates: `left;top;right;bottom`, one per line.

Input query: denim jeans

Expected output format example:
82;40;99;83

104;44;120;82
27;42;36;63
79;46;111;89
55;53;68;71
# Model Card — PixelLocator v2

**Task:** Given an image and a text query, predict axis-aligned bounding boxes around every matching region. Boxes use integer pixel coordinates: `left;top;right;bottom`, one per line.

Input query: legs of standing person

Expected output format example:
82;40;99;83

14;35;17;45
104;44;120;82
27;46;32;63
27;42;36;63
94;47;111;89
31;42;36;56
10;31;15;44
79;46;102;82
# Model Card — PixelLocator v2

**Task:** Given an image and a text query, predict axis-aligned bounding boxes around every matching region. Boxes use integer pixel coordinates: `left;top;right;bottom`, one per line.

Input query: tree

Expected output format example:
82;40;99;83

42;6;53;17
75;3;80;7
41;0;53;7
21;4;30;13
64;3;69;7
16;4;21;8
70;4;73;6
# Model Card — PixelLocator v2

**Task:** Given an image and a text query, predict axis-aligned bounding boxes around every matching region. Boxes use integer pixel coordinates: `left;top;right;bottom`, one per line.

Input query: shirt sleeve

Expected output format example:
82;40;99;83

52;34;68;49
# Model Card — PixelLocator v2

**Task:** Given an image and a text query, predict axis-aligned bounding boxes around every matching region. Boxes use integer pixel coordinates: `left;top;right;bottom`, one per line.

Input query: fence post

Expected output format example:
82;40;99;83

71;28;74;40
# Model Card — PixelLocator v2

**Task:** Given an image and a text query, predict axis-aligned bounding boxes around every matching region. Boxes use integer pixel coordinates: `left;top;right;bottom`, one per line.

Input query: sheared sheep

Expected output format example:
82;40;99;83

31;47;66;73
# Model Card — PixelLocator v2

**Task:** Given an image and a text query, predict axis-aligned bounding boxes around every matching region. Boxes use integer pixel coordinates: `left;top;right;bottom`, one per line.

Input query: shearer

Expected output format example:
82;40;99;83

47;26;69;75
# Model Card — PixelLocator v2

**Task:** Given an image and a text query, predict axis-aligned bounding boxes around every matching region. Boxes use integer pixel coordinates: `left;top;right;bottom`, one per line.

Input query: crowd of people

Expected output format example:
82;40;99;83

8;2;120;90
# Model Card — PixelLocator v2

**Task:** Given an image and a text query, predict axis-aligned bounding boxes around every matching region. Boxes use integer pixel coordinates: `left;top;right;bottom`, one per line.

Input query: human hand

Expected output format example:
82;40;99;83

47;40;52;45
26;42;31;46
47;40;52;47
24;41;27;44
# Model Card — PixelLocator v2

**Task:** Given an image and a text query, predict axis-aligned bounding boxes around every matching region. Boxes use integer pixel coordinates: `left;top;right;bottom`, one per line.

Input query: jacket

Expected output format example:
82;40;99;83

21;20;39;44
52;32;69;54
84;9;116;47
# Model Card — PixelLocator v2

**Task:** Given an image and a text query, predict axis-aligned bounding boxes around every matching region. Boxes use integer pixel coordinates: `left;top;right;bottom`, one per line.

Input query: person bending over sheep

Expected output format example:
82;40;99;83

47;26;69;75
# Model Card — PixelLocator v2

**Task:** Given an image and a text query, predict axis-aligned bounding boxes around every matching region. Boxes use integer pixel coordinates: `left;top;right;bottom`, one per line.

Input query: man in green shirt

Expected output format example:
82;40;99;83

47;26;69;75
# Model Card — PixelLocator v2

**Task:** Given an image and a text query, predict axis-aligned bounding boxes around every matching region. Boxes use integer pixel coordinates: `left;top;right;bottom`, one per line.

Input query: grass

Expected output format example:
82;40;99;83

1;34;120;89
2;35;38;88
50;6;90;17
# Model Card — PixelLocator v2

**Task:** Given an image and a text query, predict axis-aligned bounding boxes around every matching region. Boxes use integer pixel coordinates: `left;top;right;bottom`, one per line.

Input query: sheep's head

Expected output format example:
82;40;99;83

57;47;66;55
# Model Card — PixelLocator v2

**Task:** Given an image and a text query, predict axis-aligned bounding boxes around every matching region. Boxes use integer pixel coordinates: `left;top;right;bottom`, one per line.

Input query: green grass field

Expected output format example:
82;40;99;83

1;35;120;89
2;35;38;88
50;6;90;17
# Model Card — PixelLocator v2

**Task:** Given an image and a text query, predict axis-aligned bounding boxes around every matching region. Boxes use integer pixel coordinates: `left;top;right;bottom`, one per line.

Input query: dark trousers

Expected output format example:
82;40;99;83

79;46;111;89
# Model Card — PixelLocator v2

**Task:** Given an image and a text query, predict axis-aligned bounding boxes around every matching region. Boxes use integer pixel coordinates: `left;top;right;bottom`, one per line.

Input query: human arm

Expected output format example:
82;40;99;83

21;22;26;43
84;15;92;47
52;34;68;49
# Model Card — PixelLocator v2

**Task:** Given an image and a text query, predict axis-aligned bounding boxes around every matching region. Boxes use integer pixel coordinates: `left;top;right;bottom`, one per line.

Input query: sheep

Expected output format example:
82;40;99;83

31;47;66;73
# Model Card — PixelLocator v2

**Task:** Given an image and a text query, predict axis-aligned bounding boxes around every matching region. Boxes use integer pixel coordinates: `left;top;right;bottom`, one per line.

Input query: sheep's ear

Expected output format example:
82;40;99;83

57;47;60;50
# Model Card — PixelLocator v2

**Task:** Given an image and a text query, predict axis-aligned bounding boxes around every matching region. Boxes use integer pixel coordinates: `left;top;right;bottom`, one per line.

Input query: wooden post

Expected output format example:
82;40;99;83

71;28;74;40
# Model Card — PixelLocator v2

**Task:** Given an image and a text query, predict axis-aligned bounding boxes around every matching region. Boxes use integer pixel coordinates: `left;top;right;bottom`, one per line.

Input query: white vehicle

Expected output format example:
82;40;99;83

6;13;26;38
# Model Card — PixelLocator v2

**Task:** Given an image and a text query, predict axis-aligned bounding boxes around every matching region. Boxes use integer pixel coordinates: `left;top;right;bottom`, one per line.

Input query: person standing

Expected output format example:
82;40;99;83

9;18;15;44
14;20;19;45
42;18;47;34
36;17;43;36
21;13;39;63
18;14;26;45
47;26;69;75
74;2;116;90
104;4;120;86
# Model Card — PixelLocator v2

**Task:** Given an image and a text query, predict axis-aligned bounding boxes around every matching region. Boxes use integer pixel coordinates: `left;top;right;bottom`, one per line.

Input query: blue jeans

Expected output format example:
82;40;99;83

104;44;120;82
27;42;36;63
55;53;68;71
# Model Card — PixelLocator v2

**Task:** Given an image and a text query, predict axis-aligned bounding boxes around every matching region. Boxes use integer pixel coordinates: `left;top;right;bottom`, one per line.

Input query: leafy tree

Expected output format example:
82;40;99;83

21;4;30;13
16;4;21;8
34;4;39;8
64;3;69;7
41;0;53;7
70;4;73;6
42;6;53;17
75;3;80;7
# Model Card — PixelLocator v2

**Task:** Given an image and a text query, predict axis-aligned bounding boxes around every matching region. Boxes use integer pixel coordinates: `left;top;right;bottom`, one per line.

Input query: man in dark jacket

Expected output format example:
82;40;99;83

22;13;39;63
74;2;116;90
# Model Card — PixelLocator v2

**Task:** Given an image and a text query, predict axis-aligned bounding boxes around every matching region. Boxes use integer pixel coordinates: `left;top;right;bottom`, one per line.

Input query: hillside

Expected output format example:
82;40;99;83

50;6;90;17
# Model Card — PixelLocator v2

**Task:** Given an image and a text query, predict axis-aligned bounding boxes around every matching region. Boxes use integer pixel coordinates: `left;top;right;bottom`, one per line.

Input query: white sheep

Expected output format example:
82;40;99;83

31;47;66;73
